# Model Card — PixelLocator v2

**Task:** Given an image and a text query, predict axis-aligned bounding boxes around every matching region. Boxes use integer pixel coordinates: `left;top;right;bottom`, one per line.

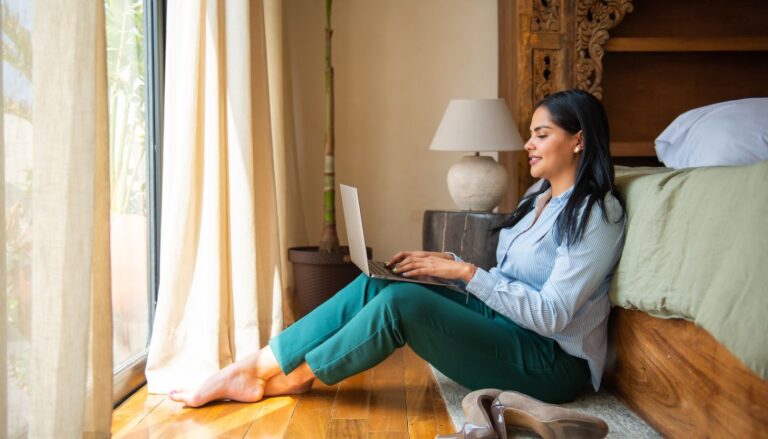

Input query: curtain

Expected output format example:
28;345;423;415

2;0;113;437
146;0;306;393
1;20;7;436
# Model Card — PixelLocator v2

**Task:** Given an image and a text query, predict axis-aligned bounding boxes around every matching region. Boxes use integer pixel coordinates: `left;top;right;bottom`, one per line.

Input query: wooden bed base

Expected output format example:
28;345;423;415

605;308;768;438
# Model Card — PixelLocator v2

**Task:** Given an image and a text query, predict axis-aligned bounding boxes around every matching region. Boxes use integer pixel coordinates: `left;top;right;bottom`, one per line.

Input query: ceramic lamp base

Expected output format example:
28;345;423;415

446;154;508;211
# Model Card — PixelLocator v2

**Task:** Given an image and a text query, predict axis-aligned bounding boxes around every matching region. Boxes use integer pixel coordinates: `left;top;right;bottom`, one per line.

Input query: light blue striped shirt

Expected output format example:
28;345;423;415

461;186;626;391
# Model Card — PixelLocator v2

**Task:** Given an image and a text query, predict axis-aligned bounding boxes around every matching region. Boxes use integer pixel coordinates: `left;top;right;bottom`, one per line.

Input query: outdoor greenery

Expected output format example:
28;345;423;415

1;2;31;121
3;2;33;399
106;0;148;216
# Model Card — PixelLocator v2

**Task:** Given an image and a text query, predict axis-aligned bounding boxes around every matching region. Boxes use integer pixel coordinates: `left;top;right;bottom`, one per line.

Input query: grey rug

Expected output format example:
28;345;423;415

430;367;661;438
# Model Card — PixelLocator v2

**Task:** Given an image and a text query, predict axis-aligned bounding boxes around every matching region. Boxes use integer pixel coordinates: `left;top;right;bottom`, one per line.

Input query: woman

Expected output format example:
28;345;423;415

169;89;626;409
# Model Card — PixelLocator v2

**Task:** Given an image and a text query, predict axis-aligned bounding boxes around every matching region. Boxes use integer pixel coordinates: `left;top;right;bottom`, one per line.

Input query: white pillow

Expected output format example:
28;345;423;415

655;98;768;168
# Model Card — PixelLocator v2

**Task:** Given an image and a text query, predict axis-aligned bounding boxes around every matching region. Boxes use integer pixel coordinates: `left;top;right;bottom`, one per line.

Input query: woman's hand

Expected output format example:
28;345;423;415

387;251;452;266
387;251;477;282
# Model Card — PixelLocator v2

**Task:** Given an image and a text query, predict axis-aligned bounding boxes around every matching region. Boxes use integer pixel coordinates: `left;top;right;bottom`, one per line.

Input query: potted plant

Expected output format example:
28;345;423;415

288;0;370;319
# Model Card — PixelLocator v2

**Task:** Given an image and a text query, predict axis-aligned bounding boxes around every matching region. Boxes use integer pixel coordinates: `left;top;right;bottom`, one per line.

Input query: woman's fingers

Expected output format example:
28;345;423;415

396;256;433;276
393;254;418;269
402;266;426;277
392;259;412;273
387;251;409;266
398;263;419;276
387;250;426;266
403;262;434;277
393;256;416;271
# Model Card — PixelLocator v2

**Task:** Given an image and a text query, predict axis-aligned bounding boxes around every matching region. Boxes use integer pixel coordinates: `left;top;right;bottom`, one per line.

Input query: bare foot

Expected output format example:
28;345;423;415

168;367;267;408
263;362;317;397
166;348;315;407
264;375;314;397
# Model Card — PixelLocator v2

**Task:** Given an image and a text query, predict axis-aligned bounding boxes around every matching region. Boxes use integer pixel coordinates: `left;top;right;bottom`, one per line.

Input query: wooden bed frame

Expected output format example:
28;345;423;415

497;0;768;437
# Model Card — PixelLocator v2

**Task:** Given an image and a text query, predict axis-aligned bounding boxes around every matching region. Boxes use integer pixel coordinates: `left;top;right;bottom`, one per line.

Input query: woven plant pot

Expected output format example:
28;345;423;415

288;246;372;319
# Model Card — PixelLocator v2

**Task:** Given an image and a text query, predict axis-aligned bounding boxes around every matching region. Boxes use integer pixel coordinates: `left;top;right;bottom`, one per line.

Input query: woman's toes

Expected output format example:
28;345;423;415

168;390;203;407
168;390;188;403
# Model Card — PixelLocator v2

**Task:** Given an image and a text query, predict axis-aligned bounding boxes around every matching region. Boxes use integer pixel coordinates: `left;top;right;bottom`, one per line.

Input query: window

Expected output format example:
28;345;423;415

105;0;164;404
3;2;35;433
107;0;151;370
2;2;164;425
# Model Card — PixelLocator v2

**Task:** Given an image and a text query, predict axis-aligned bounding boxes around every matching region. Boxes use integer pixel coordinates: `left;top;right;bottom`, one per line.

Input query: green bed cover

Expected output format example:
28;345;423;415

610;161;768;380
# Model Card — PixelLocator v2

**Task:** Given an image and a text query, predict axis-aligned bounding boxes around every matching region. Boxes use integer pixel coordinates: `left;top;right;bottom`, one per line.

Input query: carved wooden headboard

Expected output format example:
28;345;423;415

498;0;768;211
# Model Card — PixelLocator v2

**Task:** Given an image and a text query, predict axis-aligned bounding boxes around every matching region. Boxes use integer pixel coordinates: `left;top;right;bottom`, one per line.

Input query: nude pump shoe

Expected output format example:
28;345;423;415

490;391;608;439
435;388;503;439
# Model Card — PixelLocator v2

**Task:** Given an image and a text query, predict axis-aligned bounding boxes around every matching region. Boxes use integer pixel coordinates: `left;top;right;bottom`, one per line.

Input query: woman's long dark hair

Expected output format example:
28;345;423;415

492;89;626;245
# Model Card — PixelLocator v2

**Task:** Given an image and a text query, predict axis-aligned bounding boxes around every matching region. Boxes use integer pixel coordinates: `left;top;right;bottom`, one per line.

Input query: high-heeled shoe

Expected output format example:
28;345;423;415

436;388;503;439
490;391;608;439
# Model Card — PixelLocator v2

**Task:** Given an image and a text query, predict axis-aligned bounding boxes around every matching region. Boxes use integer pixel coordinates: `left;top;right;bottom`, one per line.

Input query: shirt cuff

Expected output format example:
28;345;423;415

465;267;498;300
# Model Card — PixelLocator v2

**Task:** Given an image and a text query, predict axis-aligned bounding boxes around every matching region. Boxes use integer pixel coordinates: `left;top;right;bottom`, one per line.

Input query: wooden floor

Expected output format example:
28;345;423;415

112;347;455;438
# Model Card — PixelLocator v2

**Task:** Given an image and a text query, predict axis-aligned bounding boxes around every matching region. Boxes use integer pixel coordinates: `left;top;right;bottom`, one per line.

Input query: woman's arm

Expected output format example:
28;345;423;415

466;202;625;337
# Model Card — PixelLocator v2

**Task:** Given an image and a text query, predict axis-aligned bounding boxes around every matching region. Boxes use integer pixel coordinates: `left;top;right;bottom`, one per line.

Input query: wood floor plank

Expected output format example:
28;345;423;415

244;396;300;438
403;348;439;439
369;432;410;439
405;412;440;435
431;382;457;435
111;387;165;437
332;368;373;420
403;347;429;386
326;419;368;438
118;397;265;439
283;381;338;439
117;397;181;438
373;348;404;381
368;377;408;433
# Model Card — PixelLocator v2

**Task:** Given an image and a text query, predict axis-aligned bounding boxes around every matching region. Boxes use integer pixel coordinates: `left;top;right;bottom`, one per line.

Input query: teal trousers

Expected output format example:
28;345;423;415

269;274;590;403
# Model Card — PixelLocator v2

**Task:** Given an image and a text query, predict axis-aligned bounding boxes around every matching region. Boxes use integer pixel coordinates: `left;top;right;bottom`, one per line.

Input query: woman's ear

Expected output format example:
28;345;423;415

573;131;584;153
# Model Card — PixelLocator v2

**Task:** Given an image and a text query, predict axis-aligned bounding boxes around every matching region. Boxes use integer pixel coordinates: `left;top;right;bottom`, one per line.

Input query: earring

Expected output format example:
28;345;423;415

574;147;580;153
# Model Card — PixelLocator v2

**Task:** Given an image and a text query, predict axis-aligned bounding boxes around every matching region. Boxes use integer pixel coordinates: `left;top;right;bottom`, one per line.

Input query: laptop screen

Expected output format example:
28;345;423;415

340;184;370;275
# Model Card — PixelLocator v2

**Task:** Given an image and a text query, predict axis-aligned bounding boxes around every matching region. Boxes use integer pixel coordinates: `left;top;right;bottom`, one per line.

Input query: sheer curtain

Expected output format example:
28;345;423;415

2;0;113;437
146;0;306;393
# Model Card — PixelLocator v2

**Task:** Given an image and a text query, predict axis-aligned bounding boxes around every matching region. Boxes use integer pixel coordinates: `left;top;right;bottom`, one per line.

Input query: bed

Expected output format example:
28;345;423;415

497;0;768;437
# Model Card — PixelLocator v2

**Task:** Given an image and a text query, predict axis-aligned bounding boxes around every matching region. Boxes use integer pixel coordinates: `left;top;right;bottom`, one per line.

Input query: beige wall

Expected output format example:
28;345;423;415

285;0;498;260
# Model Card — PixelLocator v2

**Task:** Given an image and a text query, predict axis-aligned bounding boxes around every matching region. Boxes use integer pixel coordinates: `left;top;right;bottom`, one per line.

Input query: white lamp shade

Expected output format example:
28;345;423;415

429;99;524;152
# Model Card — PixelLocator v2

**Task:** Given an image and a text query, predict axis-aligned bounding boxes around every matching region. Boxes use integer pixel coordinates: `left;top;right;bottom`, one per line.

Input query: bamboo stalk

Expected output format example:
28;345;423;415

319;0;340;252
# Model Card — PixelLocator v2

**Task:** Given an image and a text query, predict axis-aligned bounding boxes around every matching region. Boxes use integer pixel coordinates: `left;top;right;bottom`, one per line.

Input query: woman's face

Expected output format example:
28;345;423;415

525;106;582;181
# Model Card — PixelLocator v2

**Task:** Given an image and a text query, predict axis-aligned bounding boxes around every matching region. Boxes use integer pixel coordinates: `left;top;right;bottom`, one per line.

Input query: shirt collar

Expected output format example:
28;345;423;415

536;186;573;203
551;185;574;204
534;185;574;211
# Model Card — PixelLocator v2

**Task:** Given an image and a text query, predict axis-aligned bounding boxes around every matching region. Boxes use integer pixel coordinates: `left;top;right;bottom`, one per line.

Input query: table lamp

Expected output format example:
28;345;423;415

429;99;524;211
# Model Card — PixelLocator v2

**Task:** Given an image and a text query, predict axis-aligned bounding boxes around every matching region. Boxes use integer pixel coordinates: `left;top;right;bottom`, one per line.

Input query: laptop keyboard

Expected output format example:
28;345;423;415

369;260;399;277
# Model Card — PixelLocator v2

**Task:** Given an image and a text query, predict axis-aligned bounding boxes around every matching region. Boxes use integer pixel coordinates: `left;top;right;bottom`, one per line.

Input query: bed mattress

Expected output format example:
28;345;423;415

609;161;768;380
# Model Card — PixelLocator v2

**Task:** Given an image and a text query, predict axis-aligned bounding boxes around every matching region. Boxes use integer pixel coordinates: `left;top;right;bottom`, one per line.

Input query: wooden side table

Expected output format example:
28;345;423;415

422;210;509;271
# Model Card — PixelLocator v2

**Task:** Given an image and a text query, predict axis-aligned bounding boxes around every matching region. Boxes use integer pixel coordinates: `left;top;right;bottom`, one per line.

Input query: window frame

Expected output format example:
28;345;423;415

112;0;165;407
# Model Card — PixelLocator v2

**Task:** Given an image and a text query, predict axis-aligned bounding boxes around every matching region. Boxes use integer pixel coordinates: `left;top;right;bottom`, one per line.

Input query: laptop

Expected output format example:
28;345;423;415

340;184;461;289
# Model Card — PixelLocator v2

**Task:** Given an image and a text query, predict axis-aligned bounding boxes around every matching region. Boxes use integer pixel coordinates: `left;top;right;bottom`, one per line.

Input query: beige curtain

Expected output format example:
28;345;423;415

1;0;114;437
0;15;6;436
146;0;306;393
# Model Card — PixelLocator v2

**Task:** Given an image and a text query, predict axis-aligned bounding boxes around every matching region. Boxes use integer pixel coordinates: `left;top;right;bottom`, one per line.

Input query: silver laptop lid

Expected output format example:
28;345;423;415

340;184;370;276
